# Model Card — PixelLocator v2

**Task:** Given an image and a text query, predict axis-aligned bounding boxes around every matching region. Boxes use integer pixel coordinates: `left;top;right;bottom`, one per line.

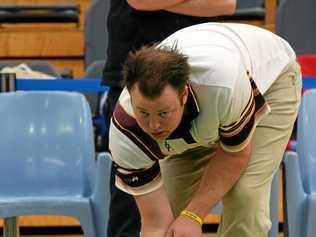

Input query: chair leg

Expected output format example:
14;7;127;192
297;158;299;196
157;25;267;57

4;217;20;237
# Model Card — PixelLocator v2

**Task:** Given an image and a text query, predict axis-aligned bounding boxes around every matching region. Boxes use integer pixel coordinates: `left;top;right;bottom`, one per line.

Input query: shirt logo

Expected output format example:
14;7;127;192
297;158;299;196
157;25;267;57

124;175;139;184
164;141;172;152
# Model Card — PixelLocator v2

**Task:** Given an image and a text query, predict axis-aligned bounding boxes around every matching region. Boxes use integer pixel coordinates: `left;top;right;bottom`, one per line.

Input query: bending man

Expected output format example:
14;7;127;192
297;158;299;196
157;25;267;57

109;23;302;237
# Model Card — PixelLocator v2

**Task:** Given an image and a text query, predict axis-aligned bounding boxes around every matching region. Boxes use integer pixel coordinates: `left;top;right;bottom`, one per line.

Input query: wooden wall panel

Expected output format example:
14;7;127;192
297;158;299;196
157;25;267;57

0;30;83;57
0;0;90;78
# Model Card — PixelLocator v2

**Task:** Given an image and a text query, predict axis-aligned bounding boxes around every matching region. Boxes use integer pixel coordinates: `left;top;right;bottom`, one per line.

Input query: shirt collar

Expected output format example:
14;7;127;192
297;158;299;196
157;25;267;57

167;82;199;140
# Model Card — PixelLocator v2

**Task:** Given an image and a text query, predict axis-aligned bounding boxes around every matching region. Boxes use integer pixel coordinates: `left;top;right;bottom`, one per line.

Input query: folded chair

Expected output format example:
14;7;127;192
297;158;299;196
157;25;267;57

84;0;110;68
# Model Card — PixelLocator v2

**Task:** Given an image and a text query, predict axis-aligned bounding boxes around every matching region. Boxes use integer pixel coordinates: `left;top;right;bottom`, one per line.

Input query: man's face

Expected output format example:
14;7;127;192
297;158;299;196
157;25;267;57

130;83;188;141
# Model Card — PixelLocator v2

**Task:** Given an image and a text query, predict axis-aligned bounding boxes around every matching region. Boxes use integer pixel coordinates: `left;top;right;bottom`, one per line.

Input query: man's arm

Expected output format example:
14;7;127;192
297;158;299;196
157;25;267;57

134;185;174;237
127;0;236;17
167;0;236;17
166;143;251;237
127;0;186;11
187;143;251;216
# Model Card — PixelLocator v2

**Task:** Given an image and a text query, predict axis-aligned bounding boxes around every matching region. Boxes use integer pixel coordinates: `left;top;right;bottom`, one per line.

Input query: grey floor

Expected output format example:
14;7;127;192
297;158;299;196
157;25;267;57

52;234;283;237
12;234;283;237
0;232;285;237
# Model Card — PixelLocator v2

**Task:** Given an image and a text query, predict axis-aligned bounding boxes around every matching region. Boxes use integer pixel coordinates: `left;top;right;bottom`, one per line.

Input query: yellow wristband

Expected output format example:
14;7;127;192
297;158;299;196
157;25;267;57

180;209;203;226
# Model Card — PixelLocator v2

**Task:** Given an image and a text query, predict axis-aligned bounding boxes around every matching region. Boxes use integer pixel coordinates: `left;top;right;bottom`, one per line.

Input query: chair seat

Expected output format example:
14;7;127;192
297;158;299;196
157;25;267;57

0;196;90;217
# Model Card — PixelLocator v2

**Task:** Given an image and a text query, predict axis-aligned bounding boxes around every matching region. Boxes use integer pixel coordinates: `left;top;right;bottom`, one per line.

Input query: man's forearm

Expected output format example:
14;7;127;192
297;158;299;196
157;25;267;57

135;185;174;237
127;0;236;17
127;0;187;11
186;144;251;218
166;0;236;17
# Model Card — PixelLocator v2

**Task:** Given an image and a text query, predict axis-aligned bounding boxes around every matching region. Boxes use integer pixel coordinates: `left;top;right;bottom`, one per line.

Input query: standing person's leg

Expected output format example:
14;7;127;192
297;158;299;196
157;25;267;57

104;87;141;237
217;61;302;237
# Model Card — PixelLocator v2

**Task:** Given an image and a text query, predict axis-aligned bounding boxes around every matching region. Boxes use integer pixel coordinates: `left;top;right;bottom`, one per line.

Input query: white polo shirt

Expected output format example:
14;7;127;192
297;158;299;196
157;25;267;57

109;23;296;195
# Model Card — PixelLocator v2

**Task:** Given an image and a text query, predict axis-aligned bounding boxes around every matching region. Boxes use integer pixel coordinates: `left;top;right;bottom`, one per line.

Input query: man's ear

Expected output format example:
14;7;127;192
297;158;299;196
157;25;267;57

182;84;189;105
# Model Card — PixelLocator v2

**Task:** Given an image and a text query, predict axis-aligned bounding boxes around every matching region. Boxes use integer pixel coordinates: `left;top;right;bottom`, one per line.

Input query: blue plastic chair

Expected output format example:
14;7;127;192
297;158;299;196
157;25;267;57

283;89;316;237
0;91;112;237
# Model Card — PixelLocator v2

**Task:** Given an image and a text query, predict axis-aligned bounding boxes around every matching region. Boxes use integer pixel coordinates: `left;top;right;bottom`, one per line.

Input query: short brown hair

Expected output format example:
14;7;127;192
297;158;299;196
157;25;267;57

122;44;190;98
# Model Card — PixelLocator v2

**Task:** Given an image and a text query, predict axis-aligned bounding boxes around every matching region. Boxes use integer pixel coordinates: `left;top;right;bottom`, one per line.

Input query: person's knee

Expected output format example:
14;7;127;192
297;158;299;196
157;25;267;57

224;178;271;211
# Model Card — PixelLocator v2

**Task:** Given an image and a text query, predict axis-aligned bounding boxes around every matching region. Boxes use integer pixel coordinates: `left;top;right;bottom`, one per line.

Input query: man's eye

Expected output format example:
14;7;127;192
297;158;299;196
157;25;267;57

139;111;149;117
159;111;171;118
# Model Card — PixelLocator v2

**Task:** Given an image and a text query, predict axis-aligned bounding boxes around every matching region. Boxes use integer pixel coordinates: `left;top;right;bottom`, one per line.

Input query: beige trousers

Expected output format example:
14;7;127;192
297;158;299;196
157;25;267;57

160;60;302;237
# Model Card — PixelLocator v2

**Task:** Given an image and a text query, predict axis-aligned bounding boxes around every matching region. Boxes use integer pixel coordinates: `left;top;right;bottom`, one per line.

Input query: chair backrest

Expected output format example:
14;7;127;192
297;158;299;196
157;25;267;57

84;0;110;68
237;0;263;8
234;0;265;20
84;60;106;79
0;91;95;198
275;0;316;55
297;54;316;77
297;89;316;193
82;60;106;116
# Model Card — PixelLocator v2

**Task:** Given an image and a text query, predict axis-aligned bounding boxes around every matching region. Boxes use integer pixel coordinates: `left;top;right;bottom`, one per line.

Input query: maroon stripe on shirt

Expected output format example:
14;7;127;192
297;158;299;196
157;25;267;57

113;104;165;160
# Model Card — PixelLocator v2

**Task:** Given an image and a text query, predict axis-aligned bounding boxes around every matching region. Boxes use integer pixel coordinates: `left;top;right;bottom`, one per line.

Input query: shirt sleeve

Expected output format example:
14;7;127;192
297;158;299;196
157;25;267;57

219;67;270;152
109;118;164;196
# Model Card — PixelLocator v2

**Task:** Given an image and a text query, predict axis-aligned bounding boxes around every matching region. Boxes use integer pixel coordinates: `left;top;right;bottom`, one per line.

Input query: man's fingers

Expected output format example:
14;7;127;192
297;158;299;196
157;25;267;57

165;228;174;237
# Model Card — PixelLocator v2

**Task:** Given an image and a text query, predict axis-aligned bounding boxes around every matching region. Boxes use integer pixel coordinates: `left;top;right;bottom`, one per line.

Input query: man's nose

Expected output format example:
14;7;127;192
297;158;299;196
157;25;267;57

148;117;161;130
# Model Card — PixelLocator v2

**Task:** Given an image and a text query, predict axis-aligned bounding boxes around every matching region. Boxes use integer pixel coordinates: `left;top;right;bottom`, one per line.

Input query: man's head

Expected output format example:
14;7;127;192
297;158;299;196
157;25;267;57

122;45;190;140
122;44;190;98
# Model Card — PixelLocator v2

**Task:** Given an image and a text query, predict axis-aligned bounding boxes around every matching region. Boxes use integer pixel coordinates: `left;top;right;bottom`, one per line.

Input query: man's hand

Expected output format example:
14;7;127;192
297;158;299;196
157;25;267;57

165;215;202;237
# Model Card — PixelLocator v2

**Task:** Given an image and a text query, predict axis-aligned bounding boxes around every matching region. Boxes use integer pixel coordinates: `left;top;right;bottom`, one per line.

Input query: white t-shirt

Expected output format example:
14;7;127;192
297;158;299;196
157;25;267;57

109;23;296;195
